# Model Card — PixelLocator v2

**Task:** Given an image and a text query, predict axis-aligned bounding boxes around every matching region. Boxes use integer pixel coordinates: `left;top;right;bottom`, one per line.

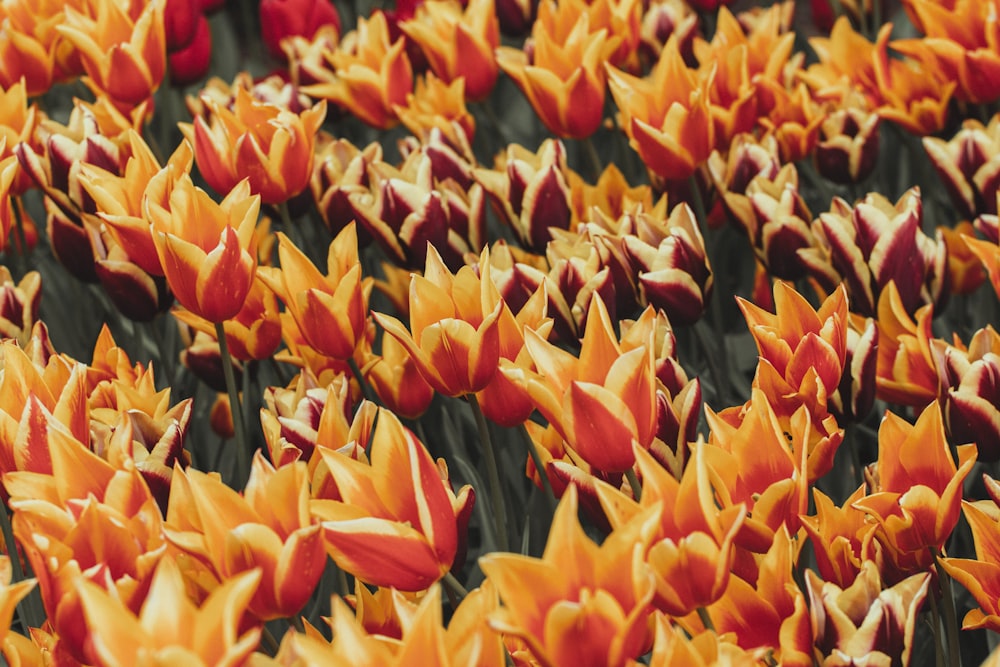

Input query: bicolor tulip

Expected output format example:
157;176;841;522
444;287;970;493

56;0;167;110
852;403;976;577
400;0;500;101
147;175;259;323
258;224;370;361
259;0;341;59
76;556;262;667
940;494;1000;632
302;12;413;129
164;453;327;620
184;87;326;204
480;485;659;667
496;14;619;139
311;408;475;591
375;245;504;397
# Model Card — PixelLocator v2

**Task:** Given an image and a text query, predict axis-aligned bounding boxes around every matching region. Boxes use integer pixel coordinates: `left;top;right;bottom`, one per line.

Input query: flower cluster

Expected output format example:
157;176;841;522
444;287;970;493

0;0;998;665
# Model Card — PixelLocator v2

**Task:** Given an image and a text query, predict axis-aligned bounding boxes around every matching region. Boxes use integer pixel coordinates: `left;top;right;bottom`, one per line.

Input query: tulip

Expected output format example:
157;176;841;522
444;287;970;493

815;106;881;186
621;203;713;326
873;282;943;407
514;295;656;473
56;0;167;110
801;486;873;589
0;556;34;645
76;556;262;667
0;79;40;196
258;224;370;361
164;453;327;620
645;612;769;665
311;137;382;237
350;147;486;270
480;485;659;667
302;12;413;130
939;327;1000;462
474;139;574;252
941;222;987;295
852;403;977;577
598;443;744;617
375;245;504;397
806;561;930;665
147;175;259;323
361;333;435;420
496;14;619;139
164;0;199;52
393;72;475;148
607;36;713;184
705;527;813;665
923;117;1000;221
311;408;475;591
400;0;499;101
801;189;949;318
0;4;59;96
183;87;326;205
168;14;213;86
638;0;698;71
0;267;40;346
940;495;1000;632
260;0;341;59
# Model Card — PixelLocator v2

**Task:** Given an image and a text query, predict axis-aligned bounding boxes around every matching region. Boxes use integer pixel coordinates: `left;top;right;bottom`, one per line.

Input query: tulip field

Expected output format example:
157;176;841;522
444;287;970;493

3;0;1000;664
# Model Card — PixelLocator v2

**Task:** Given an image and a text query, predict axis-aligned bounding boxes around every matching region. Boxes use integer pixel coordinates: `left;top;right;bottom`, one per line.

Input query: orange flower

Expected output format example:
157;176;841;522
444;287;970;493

0;79;40;196
940;495;1000;632
184;87;326;205
258;223;370;361
311;408;474;591
598;443;745;617
311;137;383;236
873;282;942;407
147;175;259;323
164;453;327;620
375;245;504;397
76;556;262;667
480;484;659;667
496;12;619;139
56;0;167;110
361;332;435;420
801;486;873;589
706;527;812;666
171;275;282;361
0;267;41;346
514;295;656;473
0;0;76;95
852;403;976;575
393;72;475;148
607;36;713;184
401;0;499;101
302;12;413;129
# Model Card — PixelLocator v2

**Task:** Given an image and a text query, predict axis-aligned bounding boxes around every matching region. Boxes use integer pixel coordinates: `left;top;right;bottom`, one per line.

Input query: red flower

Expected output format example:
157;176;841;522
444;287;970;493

260;0;342;59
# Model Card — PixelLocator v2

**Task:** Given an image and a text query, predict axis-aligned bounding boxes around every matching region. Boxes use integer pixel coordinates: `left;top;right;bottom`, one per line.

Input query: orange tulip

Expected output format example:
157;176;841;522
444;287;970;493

311;137;383;236
598;443;744;617
0;267;40;346
480;484;659;667
164;453;327;620
607;36;713;184
302;12;413;129
76;556;262;667
56;0;167;110
496;12;619;139
0;556;34;644
375;245;504;397
645;611;769;665
515;295;657;473
393;72;475;148
361;333;435;420
147;175;259;323
940;494;1000;632
184;87;327;204
311;408;475;591
400;0;499;101
852;403;976;576
706;527;813;666
801;486;874;590
0;0;63;96
0;79;40;196
873;282;942;407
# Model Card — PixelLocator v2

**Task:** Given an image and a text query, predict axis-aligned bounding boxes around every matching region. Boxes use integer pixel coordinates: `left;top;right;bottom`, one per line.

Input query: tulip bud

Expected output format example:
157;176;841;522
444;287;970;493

924;117;1000;221
260;0;342;59
815;107;881;185
168;14;213;86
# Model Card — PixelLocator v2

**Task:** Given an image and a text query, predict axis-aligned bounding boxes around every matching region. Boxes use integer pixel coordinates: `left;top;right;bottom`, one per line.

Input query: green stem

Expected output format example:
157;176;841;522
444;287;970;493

347;355;378;406
579;136;603;181
928;585;946;667
624;467;642;502
260;625;280;656
215;321;250;487
933;548;962;667
696;606;716;633
467;394;509;552
9;196;29;278
0;505;41;630
441;571;469;601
